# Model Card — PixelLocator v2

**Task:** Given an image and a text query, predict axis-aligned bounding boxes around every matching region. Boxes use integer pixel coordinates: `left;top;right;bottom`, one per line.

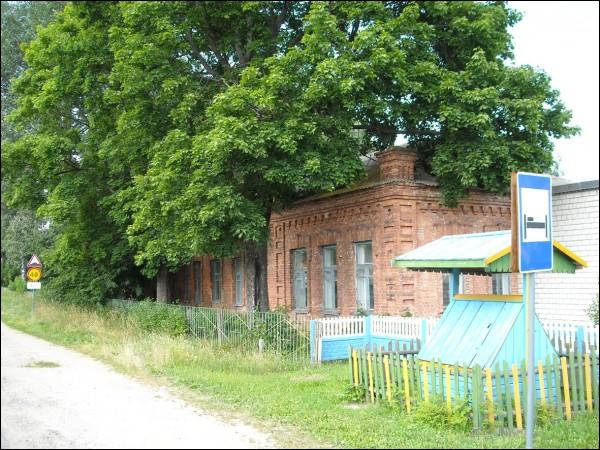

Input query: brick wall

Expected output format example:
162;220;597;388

535;186;599;324
268;181;511;317
170;147;514;317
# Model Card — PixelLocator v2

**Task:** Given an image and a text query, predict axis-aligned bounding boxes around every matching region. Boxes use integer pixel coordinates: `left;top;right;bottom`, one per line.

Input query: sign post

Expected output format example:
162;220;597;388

511;172;553;450
26;254;43;315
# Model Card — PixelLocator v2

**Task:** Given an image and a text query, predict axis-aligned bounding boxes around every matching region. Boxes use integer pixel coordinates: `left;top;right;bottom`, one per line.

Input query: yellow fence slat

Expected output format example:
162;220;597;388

512;364;523;430
561;356;572;420
485;368;494;426
403;358;411;413
584;354;593;411
538;360;546;407
384;355;392;404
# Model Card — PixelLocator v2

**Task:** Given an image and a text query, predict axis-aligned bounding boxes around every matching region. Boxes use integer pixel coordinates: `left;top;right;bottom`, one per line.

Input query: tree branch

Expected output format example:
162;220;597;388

348;18;360;42
185;29;230;86
353;125;441;136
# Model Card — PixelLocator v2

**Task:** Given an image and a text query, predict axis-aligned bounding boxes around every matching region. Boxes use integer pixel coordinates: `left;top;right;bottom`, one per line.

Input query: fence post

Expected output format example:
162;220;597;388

421;319;428;346
364;315;372;347
575;326;585;355
310;320;316;363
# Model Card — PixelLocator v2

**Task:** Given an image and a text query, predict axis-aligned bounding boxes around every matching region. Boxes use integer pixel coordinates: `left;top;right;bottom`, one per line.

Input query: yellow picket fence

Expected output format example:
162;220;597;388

348;347;599;430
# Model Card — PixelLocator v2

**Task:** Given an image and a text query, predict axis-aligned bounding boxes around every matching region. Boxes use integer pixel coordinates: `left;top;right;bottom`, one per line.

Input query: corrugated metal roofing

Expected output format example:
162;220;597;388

391;230;587;273
395;230;511;262
418;299;557;368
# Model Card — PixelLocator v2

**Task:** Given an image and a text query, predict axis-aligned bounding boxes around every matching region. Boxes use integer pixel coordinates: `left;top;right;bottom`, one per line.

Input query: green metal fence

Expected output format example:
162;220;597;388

109;299;311;361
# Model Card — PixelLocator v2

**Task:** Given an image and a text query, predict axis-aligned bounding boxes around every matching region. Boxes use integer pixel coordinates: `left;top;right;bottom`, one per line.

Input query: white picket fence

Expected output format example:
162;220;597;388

314;315;439;340
316;316;364;337
540;320;599;352
313;315;598;353
371;315;439;338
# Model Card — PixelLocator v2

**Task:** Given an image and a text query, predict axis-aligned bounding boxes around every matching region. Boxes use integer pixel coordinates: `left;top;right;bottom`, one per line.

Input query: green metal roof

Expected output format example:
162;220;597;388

392;230;587;273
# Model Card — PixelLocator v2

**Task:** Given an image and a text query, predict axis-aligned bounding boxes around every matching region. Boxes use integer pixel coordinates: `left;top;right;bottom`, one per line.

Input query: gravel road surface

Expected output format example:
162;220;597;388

0;322;275;449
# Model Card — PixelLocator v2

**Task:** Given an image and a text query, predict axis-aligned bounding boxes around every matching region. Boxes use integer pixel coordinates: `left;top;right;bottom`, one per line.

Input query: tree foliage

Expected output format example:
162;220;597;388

1;1;65;281
2;1;578;303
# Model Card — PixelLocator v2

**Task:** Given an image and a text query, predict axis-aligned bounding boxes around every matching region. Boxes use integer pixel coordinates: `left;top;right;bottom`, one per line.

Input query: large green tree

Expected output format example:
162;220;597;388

1;1;64;282
2;1;578;307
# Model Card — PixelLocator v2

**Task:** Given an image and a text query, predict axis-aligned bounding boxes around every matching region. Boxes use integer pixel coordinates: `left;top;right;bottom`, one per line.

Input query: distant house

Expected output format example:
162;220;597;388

165;146;512;317
535;179;599;324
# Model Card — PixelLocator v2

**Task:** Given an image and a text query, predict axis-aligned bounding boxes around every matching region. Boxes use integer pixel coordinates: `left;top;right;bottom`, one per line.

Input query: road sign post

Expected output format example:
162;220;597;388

26;254;43;316
511;172;553;450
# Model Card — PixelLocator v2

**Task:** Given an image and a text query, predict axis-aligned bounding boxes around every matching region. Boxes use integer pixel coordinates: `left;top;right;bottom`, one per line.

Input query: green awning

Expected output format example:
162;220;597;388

392;230;587;274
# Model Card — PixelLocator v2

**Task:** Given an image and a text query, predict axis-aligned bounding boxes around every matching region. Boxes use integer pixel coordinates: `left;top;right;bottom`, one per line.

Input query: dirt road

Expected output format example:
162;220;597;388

0;322;275;449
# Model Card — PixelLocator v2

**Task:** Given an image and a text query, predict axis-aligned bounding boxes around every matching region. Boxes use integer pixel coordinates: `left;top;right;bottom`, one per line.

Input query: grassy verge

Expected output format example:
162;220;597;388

1;289;598;449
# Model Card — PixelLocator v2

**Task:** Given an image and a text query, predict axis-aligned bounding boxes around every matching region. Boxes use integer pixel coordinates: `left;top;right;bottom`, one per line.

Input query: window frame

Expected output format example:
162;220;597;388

210;259;222;304
322;245;338;314
292;248;308;312
233;257;243;307
354;241;374;312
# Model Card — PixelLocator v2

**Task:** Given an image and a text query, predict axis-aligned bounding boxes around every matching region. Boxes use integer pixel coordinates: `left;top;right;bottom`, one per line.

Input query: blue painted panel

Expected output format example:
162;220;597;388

320;336;365;362
419;300;471;363
473;302;522;367
418;298;557;369
493;311;558;367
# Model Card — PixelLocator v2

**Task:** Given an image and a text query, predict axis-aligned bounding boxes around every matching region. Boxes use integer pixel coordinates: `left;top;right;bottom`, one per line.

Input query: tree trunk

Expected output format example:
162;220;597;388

244;242;269;311
244;245;257;310
256;243;269;311
156;265;168;303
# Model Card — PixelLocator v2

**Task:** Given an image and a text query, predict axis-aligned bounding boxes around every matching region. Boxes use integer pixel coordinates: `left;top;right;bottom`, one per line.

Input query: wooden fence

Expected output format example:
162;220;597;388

348;347;599;430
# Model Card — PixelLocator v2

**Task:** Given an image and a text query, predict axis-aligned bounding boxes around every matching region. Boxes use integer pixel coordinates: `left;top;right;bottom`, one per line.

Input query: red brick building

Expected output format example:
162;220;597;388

167;146;512;317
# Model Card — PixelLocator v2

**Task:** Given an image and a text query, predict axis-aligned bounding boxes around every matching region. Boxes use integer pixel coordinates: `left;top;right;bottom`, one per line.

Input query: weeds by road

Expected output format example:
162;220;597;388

2;289;598;449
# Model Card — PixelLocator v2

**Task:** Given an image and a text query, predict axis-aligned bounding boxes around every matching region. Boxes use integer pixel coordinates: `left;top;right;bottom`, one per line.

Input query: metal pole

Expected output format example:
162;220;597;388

526;272;536;449
31;289;35;316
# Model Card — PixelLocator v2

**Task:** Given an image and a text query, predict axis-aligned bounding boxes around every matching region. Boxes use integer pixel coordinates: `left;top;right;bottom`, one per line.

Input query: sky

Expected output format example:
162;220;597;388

509;1;599;182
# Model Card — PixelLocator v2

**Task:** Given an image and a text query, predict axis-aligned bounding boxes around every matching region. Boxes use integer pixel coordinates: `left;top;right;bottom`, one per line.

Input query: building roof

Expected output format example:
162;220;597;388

295;151;438;204
391;230;587;273
553;179;599;194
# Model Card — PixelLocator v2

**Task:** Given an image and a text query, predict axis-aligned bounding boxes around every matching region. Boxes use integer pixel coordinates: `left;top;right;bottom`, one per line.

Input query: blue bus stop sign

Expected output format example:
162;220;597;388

516;172;553;273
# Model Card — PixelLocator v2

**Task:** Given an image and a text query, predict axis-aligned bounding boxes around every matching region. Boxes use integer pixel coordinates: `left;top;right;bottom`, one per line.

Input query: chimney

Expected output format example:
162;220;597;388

377;146;417;181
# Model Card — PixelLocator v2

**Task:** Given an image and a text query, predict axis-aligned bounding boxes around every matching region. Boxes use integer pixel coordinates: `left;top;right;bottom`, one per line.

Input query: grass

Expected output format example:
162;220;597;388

1;288;598;449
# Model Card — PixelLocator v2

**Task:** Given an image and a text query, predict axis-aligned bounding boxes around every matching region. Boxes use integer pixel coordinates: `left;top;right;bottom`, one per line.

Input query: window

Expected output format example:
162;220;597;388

492;273;511;295
355;241;374;311
322;245;338;312
292;248;308;311
442;273;450;306
443;272;464;305
234;257;243;306
211;259;222;304
193;261;202;306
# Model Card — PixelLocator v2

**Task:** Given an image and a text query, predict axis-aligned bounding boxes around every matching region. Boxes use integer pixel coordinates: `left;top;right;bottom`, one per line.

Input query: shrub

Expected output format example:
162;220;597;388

342;384;367;403
536;403;558;427
413;397;471;432
354;307;368;317
8;275;26;293
585;294;598;326
129;300;188;337
1;261;20;287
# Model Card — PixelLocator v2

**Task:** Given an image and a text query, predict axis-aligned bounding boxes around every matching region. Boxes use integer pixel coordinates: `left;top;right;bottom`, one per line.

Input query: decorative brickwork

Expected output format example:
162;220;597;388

170;147;511;317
